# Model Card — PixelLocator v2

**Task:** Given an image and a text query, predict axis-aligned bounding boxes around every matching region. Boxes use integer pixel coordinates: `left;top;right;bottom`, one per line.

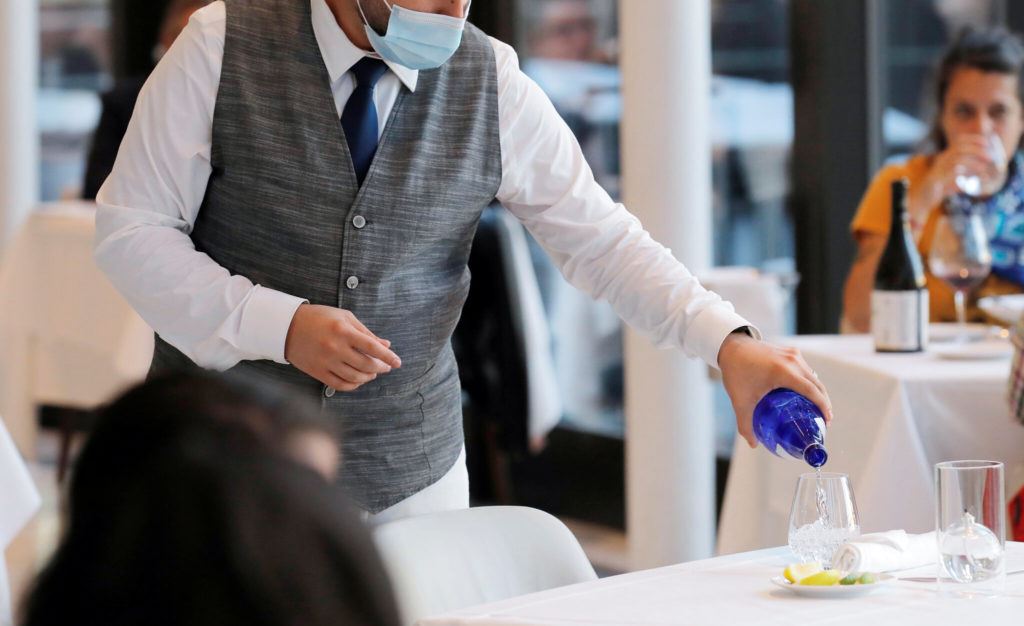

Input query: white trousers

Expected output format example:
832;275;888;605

363;445;469;525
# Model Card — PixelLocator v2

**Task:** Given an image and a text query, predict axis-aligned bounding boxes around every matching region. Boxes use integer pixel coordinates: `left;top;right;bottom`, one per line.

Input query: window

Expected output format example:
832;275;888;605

510;0;799;446
515;0;624;436
38;0;110;201
883;0;1000;158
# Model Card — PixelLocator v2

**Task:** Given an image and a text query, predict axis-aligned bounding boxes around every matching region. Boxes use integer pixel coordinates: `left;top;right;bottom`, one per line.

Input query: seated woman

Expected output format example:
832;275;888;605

844;27;1024;332
21;374;398;626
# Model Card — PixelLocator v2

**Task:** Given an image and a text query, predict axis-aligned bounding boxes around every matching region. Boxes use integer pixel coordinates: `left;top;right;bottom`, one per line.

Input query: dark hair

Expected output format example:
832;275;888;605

75;371;336;489
21;374;398;626
929;26;1024;150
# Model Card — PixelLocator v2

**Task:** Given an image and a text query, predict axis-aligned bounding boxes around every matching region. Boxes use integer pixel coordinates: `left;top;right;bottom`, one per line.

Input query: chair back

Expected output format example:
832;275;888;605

373;506;597;625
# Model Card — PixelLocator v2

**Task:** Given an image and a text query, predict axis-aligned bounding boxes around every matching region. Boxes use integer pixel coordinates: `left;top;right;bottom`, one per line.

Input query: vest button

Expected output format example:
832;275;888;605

323;386;336;398
352;215;366;229
346;276;360;290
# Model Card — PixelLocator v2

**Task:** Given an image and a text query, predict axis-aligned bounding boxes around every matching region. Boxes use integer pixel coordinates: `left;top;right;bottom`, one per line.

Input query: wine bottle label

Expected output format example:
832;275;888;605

871;290;928;351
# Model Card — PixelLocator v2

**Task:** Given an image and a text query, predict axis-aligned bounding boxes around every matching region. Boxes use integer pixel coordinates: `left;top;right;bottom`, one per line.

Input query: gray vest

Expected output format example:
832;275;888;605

150;0;502;512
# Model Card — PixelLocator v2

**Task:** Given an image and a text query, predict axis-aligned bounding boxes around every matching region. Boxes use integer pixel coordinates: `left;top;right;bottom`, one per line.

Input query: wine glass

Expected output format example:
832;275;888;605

928;212;992;342
788;473;861;565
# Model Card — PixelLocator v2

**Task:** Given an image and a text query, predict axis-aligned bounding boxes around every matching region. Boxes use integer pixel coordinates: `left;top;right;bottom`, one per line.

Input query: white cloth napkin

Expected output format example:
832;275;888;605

831;530;937;572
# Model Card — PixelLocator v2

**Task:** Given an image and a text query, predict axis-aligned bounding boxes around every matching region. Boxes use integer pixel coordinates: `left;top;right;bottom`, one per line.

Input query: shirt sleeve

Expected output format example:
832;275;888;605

93;1;306;371
489;39;756;369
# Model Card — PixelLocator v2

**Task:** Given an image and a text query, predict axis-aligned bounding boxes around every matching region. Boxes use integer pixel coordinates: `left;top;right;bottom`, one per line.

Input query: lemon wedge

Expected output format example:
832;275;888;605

783;562;823;584
799;569;844;586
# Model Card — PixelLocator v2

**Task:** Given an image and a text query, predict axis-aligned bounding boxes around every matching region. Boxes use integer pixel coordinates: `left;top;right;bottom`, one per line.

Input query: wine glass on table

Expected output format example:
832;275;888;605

928;212;992;343
788;473;861;565
930;133;1002;343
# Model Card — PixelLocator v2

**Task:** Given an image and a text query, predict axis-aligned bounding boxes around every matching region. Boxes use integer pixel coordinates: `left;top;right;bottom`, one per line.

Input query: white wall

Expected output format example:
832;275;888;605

0;0;39;251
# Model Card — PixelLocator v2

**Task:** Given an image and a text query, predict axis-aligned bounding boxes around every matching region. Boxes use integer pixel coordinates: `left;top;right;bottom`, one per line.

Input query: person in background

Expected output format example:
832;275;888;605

82;0;211;200
843;27;1024;332
529;0;610;63
20;374;397;626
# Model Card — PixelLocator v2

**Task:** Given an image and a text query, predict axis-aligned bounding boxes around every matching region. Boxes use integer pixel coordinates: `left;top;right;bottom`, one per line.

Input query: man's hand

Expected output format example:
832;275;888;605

718;332;833;449
284;304;402;392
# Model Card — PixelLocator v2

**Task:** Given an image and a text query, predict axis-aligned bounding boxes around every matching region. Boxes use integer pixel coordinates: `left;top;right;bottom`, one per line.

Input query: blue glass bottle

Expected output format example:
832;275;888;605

752;389;828;467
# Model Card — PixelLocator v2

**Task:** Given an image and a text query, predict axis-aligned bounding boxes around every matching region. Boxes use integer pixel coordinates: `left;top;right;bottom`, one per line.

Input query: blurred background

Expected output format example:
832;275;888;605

4;0;1024;599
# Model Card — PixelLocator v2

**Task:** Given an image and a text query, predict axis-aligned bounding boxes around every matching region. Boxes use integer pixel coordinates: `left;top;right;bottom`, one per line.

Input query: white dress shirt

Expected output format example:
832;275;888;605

95;0;753;373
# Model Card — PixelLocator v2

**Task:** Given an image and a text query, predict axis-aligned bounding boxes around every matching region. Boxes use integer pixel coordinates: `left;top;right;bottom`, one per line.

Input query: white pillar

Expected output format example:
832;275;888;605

620;0;715;568
0;0;39;250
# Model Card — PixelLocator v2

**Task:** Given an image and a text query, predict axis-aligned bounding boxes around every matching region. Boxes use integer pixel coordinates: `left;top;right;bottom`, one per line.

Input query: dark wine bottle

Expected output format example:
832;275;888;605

872;178;928;352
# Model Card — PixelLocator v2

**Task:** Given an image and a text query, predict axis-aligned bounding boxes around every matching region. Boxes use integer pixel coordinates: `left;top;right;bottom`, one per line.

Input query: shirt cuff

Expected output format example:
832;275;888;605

236;285;307;364
685;305;761;370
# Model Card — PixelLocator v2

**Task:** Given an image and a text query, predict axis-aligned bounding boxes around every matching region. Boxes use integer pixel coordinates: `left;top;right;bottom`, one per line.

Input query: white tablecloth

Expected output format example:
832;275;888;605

0;203;153;456
699;267;789;339
718;334;1024;555
419;543;1024;625
0;417;40;622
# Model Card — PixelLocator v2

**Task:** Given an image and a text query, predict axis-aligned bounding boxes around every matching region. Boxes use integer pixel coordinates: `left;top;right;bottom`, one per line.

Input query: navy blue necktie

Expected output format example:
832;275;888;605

341;58;389;185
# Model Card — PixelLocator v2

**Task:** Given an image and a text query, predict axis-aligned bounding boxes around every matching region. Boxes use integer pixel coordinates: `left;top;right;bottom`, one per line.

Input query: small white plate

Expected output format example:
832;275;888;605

770;574;894;598
929;323;994;343
931;340;1013;361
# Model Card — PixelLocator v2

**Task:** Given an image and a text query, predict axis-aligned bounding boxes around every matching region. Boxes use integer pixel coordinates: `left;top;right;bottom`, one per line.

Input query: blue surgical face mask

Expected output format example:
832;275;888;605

356;0;471;70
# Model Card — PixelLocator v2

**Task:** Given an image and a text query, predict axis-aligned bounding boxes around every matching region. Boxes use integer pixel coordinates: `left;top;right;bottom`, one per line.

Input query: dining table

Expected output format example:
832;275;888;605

418;542;1024;625
718;333;1024;555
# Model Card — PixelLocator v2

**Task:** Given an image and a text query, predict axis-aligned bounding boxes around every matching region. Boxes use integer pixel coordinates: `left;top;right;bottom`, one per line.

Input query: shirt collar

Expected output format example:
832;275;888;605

310;0;418;93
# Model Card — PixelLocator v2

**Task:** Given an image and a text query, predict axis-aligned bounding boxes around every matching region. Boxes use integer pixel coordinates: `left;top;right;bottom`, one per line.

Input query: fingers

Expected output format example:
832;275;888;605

348;314;393;349
319;369;362;393
341;347;393;376
790;355;832;423
351;333;402;369
790;373;834;426
331;363;378;385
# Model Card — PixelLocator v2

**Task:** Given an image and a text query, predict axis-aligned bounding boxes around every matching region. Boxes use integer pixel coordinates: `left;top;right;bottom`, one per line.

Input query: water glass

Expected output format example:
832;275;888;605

954;132;1008;198
788;472;861;565
935;460;1006;596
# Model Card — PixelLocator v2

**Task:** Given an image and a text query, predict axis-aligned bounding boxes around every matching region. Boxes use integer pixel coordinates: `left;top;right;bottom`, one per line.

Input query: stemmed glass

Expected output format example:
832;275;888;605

788;473;861;565
932;132;1004;342
928;212;992;342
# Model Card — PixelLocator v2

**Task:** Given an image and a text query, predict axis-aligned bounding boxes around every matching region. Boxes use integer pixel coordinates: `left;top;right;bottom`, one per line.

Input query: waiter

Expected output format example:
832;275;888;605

95;0;832;522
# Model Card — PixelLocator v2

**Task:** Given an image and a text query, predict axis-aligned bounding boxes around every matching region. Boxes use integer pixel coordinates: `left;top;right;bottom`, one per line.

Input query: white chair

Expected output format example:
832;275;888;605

372;506;597;625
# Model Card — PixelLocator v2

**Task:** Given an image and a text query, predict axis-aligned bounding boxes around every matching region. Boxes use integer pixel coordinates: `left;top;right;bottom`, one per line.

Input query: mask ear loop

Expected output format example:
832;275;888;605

356;0;390;60
356;0;393;28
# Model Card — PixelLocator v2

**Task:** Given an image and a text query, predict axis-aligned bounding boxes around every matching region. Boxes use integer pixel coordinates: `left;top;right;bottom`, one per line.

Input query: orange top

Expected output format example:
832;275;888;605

850;155;1020;322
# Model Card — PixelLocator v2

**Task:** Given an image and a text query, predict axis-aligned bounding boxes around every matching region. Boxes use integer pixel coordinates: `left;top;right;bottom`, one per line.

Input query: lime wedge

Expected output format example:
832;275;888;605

783;562;823;584
799;569;843;586
858;573;876;585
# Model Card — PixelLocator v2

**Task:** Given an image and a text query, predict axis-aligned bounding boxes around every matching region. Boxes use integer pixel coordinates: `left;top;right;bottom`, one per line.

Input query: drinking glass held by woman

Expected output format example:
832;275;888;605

844;27;1024;332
